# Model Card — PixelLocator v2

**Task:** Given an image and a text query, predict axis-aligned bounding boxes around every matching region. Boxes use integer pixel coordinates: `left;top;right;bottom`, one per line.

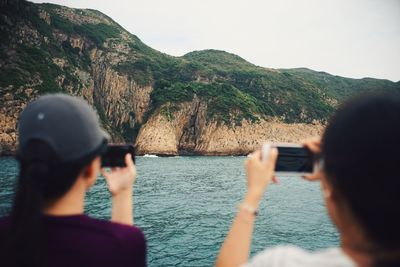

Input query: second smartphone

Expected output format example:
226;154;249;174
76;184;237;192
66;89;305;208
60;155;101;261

263;143;315;175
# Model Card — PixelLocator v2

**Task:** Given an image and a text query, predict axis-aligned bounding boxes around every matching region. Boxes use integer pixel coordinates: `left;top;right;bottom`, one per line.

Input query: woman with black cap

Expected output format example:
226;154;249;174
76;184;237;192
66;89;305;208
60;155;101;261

0;94;146;267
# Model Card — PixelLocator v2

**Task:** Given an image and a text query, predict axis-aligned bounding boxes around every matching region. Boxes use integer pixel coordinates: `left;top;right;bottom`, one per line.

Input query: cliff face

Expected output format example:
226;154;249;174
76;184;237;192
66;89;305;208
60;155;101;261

0;2;154;154
135;98;323;156
1;1;399;156
0;88;31;155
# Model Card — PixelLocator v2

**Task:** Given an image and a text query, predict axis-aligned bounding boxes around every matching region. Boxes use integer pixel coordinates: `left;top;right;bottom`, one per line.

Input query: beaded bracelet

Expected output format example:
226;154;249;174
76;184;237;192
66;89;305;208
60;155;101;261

239;203;259;216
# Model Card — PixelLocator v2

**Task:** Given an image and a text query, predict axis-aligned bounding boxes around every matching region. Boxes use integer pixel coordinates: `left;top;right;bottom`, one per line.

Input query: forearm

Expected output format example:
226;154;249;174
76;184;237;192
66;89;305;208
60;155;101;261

216;192;262;267
111;187;134;225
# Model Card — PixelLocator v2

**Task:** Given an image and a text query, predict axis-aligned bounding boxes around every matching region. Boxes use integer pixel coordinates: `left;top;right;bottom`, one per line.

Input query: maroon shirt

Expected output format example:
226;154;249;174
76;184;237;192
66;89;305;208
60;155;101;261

0;214;146;267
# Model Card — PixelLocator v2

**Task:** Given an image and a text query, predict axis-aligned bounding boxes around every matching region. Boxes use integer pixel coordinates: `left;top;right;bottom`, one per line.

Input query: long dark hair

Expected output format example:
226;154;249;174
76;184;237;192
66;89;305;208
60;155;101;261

322;92;400;266
2;139;103;267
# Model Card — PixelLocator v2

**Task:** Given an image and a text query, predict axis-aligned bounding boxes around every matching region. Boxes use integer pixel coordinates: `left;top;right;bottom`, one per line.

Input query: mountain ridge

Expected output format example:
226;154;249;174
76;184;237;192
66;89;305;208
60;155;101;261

0;0;399;156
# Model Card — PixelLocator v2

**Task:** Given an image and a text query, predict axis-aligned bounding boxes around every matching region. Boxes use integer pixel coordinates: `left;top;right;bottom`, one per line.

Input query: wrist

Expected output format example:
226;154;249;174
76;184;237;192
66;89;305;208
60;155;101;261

111;186;133;198
244;191;263;208
238;203;259;217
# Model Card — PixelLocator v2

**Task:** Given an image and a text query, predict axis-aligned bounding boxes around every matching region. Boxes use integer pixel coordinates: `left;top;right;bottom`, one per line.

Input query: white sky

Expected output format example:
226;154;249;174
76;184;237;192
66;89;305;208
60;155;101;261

31;0;400;82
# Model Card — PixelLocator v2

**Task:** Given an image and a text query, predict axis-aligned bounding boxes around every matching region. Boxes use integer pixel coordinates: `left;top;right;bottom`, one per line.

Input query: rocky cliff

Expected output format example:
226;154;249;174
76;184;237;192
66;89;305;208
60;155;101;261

1;1;399;156
135;98;323;156
0;1;154;154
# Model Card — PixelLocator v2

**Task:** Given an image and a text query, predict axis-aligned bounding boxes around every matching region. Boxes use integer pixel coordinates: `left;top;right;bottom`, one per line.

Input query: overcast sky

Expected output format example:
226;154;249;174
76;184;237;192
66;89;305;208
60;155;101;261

31;0;400;82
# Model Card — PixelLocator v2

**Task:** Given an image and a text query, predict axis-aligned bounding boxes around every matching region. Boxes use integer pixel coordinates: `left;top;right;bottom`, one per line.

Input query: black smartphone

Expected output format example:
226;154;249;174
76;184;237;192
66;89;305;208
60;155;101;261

101;144;135;167
263;143;314;174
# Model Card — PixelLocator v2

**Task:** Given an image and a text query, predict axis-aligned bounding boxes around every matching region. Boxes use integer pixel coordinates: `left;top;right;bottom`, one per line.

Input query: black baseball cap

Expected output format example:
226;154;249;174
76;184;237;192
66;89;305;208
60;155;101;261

18;94;110;162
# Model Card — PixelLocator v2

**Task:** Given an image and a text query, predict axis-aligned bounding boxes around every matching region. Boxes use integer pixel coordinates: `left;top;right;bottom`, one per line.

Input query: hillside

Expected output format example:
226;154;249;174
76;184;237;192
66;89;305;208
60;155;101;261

1;0;399;156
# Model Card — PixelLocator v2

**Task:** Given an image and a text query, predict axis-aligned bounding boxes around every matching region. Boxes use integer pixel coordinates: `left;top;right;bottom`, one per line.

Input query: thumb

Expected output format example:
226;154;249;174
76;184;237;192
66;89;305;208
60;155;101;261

265;148;278;170
125;153;134;167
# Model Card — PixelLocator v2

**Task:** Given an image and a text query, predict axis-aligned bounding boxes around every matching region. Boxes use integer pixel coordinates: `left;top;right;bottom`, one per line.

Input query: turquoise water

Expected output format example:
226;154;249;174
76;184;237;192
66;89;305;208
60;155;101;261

0;156;339;266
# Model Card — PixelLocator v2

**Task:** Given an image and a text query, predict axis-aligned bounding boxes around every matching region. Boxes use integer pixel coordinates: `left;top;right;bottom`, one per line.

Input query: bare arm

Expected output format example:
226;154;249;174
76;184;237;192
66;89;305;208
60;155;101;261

102;153;136;225
111;186;133;225
216;149;278;267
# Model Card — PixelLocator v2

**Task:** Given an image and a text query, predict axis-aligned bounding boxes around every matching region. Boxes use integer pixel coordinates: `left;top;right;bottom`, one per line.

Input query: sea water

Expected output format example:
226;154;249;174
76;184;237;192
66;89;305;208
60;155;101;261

0;156;339;267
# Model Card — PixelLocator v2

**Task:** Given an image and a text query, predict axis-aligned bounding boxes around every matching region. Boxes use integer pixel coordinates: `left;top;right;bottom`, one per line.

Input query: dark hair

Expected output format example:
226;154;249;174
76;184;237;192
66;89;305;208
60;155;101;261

2;139;105;267
322;92;400;266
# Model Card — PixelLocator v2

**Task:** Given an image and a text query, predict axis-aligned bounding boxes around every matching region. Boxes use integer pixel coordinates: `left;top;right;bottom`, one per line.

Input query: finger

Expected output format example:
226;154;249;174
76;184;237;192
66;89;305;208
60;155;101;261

304;140;319;150
302;137;321;146
247;151;256;159
265;148;278;169
125;153;135;169
303;137;321;154
247;157;257;170
302;173;320;181
306;143;321;154
272;176;280;184
302;136;321;144
252;150;262;160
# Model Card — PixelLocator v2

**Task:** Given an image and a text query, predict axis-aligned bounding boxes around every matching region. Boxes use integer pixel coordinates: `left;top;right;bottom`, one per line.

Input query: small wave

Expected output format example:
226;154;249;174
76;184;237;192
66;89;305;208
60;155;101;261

143;154;159;158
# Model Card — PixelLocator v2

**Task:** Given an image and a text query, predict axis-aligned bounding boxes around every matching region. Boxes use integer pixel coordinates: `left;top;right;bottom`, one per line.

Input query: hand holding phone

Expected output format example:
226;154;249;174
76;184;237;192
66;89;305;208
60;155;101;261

245;149;279;204
101;153;136;225
101;149;136;196
262;143;315;175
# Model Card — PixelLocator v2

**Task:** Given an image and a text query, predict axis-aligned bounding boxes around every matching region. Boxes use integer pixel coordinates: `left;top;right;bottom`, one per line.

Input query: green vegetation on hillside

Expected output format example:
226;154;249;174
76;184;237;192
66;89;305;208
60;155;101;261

0;1;119;94
112;48;344;124
40;4;121;46
282;68;400;100
183;49;258;74
1;0;399;139
114;40;201;86
17;45;63;93
151;80;261;124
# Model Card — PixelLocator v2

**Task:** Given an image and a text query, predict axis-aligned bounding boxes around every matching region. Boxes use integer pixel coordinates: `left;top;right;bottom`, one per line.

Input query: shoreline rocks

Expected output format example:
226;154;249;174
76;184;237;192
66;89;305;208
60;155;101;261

134;100;324;156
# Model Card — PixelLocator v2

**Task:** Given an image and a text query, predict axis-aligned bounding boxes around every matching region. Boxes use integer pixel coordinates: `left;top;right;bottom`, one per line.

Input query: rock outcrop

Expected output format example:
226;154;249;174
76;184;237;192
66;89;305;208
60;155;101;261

0;87;34;155
135;99;323;156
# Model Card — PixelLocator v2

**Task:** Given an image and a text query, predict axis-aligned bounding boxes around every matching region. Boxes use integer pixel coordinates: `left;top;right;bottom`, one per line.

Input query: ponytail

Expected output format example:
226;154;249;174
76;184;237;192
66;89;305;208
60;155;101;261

6;161;49;266
2;140;90;267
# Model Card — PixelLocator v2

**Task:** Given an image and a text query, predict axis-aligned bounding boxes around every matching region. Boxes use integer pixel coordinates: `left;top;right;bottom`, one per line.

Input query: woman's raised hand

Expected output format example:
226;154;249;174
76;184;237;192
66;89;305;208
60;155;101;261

244;148;278;206
101;153;136;196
